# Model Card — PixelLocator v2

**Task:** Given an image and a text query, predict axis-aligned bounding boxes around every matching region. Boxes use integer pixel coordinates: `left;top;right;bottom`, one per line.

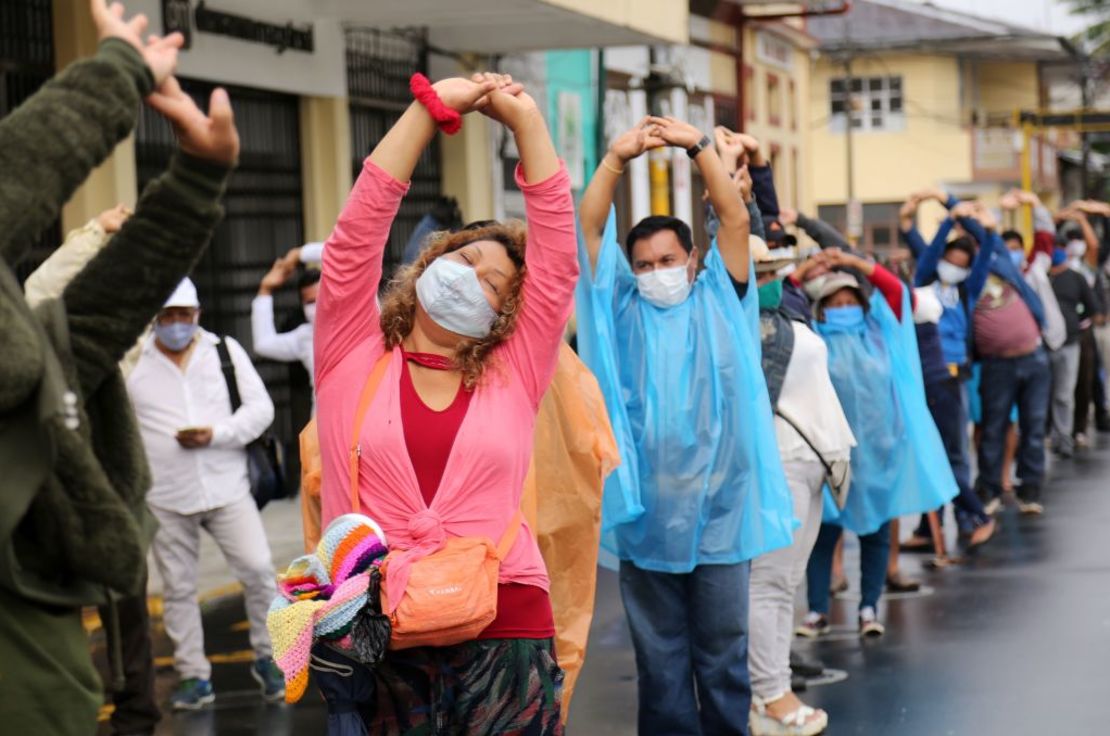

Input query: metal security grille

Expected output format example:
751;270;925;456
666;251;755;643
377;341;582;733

135;79;308;479
346;27;440;278
1;0;58;281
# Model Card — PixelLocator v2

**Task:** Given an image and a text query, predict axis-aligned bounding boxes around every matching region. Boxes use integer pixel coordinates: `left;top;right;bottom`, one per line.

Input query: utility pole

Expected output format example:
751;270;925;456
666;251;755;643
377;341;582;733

844;53;861;246
1080;55;1092;199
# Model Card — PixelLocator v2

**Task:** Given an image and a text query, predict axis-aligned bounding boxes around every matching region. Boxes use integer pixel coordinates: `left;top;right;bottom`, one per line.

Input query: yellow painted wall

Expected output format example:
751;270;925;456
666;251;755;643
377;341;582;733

299;96;353;242
975;60;1039;116
544;0;688;44
807;53;971;207
54;0;138;234
743;27;812;214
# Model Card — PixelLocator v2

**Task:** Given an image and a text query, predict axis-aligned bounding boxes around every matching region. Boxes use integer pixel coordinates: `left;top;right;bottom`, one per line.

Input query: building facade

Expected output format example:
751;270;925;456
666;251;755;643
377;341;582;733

806;0;1067;254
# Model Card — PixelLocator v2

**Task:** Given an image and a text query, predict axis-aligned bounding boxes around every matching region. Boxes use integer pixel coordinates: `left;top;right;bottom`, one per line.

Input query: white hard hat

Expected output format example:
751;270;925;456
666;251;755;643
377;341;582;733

163;277;200;308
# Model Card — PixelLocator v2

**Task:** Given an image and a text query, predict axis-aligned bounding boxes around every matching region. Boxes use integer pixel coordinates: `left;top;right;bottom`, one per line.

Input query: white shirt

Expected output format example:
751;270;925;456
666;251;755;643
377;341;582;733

127;329;275;514
251;294;314;380
774;322;857;464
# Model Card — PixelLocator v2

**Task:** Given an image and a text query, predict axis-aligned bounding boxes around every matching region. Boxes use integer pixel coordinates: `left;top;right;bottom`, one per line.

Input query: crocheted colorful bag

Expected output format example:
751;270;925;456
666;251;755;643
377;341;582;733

267;513;389;703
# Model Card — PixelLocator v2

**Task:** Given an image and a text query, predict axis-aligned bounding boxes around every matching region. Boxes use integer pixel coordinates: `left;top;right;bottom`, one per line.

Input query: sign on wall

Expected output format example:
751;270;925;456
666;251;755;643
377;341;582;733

162;0;314;53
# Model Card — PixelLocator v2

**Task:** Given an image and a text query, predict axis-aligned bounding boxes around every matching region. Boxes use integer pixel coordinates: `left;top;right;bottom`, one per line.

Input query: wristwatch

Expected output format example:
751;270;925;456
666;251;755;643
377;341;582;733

686;135;711;159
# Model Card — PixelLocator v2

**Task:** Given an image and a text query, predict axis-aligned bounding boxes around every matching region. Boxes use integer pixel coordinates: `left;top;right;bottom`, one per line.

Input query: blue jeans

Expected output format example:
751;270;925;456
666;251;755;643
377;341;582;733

922;377;988;531
619;561;751;736
806;521;891;614
977;348;1051;502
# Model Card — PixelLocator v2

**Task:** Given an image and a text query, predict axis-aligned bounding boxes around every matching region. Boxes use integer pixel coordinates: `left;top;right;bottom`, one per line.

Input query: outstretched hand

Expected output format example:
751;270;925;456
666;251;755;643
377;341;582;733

91;0;183;87
650;116;705;150
147;77;239;165
609;117;666;163
469;73;540;131
431;75;502;115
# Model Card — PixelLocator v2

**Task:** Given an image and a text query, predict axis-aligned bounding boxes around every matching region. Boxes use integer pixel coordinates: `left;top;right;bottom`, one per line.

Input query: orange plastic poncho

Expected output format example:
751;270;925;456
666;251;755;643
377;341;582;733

521;342;619;721
298;343;618;720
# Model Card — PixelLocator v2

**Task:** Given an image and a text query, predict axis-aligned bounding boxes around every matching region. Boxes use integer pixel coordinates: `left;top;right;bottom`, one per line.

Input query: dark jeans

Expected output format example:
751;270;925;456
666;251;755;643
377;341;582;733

1074;327;1098;436
619;561;750;736
919;377;988;532
977;347;1051;503
97;579;160;735
807;521;891;614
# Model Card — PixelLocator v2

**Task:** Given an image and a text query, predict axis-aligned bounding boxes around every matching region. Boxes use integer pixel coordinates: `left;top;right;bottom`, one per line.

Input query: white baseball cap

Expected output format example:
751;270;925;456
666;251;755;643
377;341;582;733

163;278;200;308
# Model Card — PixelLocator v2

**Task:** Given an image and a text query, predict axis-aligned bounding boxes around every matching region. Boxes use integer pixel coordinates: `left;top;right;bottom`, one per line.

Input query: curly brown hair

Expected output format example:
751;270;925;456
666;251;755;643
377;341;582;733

379;221;528;390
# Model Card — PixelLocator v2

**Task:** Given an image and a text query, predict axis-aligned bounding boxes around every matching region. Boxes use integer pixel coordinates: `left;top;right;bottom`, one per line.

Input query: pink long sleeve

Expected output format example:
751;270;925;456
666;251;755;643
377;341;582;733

502;162;579;405
315;159;410;386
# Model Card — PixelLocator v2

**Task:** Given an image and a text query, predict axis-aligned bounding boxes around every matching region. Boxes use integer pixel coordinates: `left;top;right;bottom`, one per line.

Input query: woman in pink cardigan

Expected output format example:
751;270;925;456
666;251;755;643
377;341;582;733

313;72;577;733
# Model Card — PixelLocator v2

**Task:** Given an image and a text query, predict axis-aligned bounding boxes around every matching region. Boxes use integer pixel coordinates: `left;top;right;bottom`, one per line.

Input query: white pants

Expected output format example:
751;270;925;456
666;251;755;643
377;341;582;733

149;494;277;680
748;460;826;700
1049;343;1081;454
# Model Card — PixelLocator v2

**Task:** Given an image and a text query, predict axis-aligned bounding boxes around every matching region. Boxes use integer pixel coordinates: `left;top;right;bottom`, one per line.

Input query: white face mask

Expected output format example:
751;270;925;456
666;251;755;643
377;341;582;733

1066;239;1087;259
303;303;317;324
636;264;692;308
937;260;970;285
415;257;498;338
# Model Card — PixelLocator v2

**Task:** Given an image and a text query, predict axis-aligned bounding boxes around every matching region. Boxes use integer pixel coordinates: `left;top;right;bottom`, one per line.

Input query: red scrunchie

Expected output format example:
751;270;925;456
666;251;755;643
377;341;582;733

410;73;462;135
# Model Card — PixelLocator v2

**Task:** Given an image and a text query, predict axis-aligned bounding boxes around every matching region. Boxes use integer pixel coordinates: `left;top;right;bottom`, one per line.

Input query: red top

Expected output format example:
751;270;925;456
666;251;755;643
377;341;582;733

866;263;911;321
399;358;555;640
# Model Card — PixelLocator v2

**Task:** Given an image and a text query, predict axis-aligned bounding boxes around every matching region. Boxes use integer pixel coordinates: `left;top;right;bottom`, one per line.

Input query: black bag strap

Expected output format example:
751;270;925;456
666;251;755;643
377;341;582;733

215;338;243;413
775;409;835;477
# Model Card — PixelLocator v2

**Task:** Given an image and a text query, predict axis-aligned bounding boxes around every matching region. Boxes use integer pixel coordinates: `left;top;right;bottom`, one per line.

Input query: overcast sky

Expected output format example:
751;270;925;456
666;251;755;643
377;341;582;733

908;0;1090;36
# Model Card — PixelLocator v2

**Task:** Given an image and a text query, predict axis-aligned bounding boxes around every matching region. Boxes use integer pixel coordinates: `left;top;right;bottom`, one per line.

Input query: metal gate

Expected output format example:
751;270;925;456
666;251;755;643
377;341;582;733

1;0;58;281
346;27;440;279
135;80;308;485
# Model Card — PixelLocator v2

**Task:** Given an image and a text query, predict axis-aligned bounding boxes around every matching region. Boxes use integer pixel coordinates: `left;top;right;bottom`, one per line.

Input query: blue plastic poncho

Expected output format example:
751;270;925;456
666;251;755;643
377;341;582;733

575;209;796;572
816;288;958;535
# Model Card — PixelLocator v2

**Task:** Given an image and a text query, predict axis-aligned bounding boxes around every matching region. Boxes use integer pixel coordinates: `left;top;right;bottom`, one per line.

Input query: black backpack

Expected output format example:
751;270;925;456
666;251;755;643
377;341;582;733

215;338;287;510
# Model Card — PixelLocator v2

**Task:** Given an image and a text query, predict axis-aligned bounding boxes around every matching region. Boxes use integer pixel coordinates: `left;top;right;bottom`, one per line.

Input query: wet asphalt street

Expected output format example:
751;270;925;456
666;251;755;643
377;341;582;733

94;437;1110;735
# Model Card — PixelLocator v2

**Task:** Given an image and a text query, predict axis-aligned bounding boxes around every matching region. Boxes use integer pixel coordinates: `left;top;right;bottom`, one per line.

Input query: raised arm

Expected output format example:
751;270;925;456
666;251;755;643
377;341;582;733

579;119;666;275
315;76;500;382
64;80;237;399
477;76;579;402
958;204;999;300
24;206;128;308
655;117;750;283
0;1;182;268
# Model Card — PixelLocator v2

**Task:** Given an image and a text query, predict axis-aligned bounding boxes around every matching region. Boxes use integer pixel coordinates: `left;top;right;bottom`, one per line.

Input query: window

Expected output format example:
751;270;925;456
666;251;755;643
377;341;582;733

767;73;782;126
828;75;904;133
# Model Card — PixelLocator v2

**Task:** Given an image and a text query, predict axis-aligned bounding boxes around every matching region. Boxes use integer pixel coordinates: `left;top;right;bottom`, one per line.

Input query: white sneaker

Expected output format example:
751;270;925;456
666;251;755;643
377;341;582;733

983;497;1002;516
1017;500;1044;515
858;606;885;638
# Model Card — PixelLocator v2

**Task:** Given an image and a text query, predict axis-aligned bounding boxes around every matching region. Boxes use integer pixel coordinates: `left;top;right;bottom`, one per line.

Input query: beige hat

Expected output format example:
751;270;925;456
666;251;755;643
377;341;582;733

163;277;200;308
814;271;865;304
751;234;798;274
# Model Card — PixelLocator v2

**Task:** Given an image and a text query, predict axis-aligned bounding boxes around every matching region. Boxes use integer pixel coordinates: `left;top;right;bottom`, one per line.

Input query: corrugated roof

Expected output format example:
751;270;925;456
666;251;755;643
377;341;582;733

808;0;1060;53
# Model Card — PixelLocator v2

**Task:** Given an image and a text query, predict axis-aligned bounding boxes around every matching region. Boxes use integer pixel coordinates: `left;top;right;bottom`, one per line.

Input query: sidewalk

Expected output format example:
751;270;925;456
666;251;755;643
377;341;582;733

146;497;307;599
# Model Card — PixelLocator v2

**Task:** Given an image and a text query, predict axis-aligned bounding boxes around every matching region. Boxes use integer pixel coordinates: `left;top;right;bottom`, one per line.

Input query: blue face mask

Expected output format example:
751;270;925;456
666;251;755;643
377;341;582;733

821;305;865;329
154;321;198;352
1009;249;1024;268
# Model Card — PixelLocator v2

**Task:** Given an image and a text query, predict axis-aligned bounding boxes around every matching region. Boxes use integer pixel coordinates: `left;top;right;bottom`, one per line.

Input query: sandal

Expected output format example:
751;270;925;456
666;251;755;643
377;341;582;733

885;571;921;593
899;535;933;553
829;575;848;595
750;694;828;736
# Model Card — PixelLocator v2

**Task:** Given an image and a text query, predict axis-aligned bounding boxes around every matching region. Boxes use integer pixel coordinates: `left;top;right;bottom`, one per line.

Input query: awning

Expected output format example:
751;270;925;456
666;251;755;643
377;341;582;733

309;0;688;53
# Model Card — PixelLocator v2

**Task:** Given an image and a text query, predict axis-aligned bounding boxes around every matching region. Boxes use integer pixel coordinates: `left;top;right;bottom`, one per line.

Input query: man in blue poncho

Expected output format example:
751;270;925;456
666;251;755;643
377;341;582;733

577;117;794;736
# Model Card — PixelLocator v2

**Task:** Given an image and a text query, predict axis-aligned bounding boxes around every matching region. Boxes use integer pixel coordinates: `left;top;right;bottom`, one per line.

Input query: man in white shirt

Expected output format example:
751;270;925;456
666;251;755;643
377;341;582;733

126;278;283;710
251;242;323;388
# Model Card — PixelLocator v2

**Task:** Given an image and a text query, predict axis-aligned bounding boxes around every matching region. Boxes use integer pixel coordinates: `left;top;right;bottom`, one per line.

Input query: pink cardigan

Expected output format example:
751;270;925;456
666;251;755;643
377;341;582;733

314;158;577;612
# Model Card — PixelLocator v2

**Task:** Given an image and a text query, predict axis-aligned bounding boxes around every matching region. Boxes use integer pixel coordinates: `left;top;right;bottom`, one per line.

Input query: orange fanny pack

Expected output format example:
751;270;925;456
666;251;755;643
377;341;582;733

340;352;523;650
